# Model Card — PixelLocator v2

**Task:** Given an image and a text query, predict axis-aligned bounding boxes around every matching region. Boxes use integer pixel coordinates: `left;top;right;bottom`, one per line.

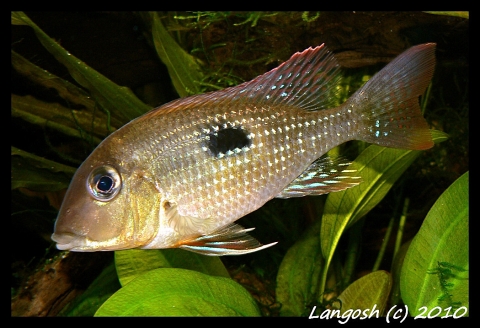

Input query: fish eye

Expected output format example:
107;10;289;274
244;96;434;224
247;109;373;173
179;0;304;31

87;165;121;201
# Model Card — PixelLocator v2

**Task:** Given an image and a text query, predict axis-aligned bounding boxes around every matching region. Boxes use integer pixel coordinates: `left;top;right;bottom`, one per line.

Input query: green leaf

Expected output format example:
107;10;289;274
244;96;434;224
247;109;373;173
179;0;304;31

95;268;260;316
319;130;447;297
336;270;392;316
11;147;76;191
115;248;229;286
12;50;95;113
389;239;412;306
276;219;324;316
59;261;121;316
151;12;204;97
400;171;469;316
12;94;105;145
424;11;469;19
11;11;151;124
12;50;117;140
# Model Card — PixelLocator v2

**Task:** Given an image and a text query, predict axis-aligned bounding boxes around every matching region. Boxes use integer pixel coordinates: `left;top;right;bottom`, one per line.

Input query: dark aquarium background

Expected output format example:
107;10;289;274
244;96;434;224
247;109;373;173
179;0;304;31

12;12;468;316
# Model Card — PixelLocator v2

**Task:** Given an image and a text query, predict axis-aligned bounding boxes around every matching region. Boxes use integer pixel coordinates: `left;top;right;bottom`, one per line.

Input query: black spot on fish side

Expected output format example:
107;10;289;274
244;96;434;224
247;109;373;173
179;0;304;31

207;127;251;157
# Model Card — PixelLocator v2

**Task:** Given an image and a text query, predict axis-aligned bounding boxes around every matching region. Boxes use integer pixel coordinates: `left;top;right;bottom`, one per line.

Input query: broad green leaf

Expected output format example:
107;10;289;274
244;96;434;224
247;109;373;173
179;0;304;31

151;12;204;97
400;171;469;316
336;270;392;317
59;261;121;316
319;130;447;296
276;219;324;316
95;268;260;316
11;11;151;124
115;248;229;286
11;147;76;191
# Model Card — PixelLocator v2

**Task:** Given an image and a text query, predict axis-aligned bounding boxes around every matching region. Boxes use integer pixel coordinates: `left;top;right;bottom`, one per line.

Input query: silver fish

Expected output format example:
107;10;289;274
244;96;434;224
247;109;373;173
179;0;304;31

52;43;436;255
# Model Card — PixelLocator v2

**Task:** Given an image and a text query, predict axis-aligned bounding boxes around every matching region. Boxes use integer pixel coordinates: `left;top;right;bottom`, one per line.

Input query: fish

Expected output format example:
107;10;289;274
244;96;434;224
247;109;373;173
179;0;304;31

51;43;436;256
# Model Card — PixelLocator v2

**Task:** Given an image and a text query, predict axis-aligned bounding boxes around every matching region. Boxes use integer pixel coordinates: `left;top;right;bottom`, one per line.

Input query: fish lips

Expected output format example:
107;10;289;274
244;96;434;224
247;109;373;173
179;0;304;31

51;232;119;251
51;232;86;251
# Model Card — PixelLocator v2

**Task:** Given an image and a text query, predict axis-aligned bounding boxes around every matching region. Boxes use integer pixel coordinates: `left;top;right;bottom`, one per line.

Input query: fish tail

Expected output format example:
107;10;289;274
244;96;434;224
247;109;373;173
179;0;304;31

349;43;436;150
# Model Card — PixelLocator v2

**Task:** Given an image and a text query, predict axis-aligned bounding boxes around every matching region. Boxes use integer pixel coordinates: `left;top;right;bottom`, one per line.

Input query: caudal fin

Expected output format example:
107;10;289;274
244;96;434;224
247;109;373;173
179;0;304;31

350;43;436;150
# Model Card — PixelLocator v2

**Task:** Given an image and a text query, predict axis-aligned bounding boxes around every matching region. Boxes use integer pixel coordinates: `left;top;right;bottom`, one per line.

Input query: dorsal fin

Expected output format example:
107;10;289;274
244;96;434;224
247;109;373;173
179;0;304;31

147;44;343;118
227;44;343;110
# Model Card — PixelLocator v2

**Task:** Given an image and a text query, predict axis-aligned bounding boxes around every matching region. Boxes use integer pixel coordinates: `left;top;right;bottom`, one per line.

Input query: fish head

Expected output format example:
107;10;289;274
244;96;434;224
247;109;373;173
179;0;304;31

51;139;165;252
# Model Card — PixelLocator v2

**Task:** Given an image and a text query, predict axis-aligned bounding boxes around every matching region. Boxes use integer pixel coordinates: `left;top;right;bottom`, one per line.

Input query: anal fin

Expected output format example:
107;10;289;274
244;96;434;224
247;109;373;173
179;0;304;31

177;224;277;256
277;156;362;198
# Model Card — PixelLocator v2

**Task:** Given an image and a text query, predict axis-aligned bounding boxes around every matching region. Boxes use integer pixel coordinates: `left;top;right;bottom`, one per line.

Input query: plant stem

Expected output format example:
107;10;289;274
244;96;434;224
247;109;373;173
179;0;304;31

393;198;409;259
421;82;432;115
342;219;364;289
372;216;395;272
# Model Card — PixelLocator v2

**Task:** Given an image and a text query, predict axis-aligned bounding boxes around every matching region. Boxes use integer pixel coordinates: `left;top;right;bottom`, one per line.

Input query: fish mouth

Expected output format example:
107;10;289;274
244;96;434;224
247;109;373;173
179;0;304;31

51;232;86;251
51;232;129;251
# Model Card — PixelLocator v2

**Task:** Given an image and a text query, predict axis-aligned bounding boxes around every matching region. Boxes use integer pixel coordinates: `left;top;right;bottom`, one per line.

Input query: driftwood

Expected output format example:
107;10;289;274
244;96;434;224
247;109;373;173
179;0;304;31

11;252;111;317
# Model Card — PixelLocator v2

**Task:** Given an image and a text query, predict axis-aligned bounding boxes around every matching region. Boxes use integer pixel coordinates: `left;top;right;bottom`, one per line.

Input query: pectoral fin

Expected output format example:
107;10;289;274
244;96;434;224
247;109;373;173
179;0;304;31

177;224;277;256
277;156;362;198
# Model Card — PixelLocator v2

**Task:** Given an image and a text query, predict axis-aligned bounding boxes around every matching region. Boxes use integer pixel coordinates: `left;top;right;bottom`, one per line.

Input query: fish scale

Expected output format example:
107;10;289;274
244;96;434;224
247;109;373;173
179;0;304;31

52;43;436;255
127;102;355;232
